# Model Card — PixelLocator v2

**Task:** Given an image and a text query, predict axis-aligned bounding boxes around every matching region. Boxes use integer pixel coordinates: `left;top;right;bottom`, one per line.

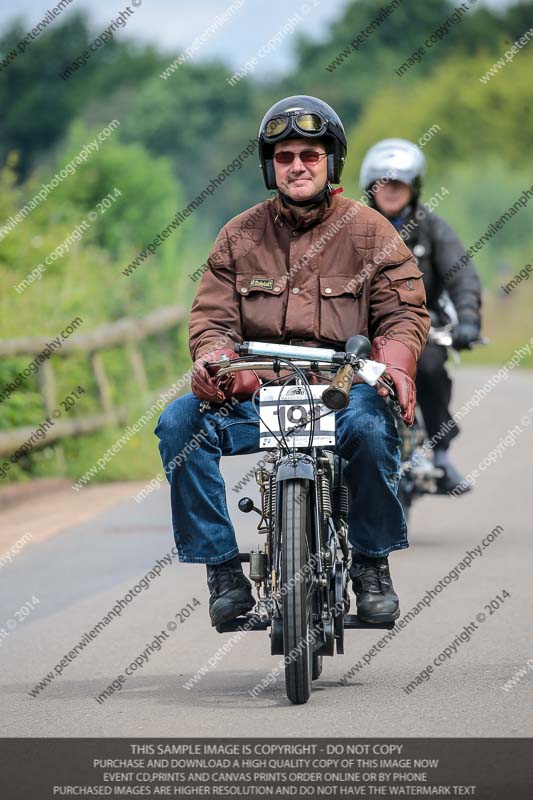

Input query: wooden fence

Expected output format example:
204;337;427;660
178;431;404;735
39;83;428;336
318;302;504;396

0;306;186;458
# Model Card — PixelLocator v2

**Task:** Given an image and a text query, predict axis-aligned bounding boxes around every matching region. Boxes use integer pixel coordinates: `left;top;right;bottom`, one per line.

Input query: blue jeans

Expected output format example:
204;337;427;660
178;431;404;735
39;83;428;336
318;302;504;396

154;384;407;564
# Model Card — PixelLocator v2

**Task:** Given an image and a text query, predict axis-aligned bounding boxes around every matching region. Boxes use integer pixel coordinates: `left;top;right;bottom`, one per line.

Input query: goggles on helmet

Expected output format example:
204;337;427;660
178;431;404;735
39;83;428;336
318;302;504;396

263;112;327;141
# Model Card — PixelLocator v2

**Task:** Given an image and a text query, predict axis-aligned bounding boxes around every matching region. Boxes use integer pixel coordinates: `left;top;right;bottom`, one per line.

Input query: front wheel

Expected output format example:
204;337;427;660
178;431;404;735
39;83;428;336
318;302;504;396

281;478;314;705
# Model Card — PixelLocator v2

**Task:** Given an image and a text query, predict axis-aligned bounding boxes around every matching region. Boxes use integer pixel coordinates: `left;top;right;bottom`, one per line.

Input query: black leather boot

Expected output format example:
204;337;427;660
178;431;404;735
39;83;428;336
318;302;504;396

434;449;471;495
206;555;255;627
349;551;400;624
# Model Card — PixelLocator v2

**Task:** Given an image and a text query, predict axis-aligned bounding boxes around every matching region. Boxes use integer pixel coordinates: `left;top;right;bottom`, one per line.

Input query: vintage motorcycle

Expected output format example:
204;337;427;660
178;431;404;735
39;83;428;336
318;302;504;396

397;318;486;522
207;335;399;705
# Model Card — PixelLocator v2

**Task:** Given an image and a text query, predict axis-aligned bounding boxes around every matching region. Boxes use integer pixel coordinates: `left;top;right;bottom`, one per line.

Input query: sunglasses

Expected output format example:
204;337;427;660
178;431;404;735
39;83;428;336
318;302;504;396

264;113;327;139
273;149;328;165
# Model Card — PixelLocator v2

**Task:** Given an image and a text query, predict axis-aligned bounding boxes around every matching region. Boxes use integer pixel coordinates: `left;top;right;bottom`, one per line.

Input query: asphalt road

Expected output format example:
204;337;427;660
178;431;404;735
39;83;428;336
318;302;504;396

1;366;532;737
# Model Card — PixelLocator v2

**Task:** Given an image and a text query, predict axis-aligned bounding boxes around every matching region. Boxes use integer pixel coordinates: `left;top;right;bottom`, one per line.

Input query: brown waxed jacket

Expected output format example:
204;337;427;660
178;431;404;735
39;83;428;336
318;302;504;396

189;193;430;378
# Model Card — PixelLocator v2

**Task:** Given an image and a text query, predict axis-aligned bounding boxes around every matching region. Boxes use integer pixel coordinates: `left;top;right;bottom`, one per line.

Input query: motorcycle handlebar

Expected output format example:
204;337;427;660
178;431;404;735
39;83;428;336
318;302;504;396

209;339;389;413
235;341;338;362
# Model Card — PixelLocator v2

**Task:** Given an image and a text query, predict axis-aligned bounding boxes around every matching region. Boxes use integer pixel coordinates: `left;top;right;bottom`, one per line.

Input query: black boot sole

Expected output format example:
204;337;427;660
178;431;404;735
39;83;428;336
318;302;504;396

437;482;472;496
357;606;401;624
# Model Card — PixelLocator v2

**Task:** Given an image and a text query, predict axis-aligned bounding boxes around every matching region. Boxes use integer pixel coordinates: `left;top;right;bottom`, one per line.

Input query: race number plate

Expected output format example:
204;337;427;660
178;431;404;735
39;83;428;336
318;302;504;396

259;385;336;448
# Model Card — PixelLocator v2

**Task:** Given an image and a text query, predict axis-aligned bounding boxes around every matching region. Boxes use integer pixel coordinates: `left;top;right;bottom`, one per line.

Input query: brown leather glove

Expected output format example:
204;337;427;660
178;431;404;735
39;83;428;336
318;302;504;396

228;366;261;401
370;336;417;426
191;347;229;402
191;347;261;403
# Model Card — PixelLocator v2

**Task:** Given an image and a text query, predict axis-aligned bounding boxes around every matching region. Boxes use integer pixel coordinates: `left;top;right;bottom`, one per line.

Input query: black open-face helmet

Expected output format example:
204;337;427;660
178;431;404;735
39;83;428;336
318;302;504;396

258;95;347;190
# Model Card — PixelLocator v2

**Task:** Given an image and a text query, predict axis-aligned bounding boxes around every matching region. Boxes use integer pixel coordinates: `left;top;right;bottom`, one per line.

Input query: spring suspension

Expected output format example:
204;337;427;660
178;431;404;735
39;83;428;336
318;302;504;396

256;465;276;534
317;469;332;524
263;475;277;523
338;482;350;517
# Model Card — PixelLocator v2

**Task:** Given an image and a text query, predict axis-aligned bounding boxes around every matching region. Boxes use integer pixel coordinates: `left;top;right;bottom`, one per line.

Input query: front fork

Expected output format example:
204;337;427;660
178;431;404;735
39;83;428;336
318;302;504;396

249;448;344;654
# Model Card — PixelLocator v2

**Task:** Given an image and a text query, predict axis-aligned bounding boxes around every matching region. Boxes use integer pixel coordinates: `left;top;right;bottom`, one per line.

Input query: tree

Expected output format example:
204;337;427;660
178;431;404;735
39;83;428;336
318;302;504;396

0;12;167;179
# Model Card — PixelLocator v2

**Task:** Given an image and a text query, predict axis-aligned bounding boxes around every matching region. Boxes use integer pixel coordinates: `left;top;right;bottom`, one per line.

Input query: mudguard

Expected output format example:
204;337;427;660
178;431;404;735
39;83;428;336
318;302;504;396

276;455;316;482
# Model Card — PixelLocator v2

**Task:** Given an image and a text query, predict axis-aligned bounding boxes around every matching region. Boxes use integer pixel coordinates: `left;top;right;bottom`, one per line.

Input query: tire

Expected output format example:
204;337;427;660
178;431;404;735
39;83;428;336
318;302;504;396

281;478;313;705
312;653;323;680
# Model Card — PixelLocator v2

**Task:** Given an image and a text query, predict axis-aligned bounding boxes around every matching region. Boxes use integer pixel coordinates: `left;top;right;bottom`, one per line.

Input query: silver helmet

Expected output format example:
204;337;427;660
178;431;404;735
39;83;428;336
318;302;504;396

359;138;425;199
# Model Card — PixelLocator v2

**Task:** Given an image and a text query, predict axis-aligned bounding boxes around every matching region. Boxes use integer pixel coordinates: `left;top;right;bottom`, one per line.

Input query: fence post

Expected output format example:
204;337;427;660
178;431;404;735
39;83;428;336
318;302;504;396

90;353;114;416
126;343;149;394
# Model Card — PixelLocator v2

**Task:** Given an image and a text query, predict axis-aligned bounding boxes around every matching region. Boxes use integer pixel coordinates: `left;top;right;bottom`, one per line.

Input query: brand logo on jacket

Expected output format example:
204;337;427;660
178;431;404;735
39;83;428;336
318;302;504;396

250;278;274;290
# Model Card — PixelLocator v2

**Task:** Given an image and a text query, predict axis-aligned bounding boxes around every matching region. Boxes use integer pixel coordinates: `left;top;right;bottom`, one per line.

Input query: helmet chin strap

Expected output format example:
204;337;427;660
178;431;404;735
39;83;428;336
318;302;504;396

278;182;332;208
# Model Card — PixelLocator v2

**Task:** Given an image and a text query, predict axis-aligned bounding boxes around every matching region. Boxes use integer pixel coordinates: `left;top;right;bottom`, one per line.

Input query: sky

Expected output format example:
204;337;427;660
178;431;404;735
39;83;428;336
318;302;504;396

0;0;521;77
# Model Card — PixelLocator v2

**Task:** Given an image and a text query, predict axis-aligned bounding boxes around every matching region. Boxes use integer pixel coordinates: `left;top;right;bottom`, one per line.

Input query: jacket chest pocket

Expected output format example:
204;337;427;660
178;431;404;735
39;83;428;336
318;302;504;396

318;274;366;345
236;273;288;338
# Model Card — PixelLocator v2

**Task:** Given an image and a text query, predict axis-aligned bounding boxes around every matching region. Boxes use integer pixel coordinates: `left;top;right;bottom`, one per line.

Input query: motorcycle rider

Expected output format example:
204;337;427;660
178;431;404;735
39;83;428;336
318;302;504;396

359;139;482;493
155;98;429;629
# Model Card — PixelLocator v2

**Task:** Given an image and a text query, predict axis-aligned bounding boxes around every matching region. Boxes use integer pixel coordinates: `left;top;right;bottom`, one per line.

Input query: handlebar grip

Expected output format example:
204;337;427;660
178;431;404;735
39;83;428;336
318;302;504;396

322;364;354;411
